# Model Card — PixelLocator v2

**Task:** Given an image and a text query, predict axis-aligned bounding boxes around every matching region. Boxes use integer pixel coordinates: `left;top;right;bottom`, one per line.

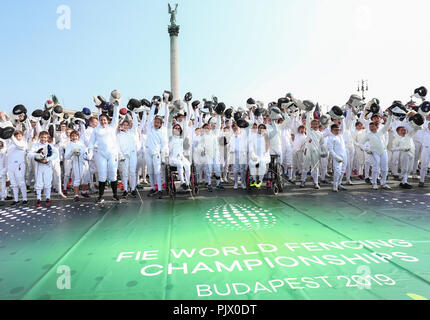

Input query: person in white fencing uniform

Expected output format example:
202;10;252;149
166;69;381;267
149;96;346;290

0;139;7;206
145;97;169;198
168;99;193;191
88;91;121;204
352;121;366;178
61;128;74;195
360;109;393;190
79;116;99;192
198;115;224;192
117;112;139;198
392;121;420;189
291;125;306;182
228;122;248;189
327;123;348;192
248;123;271;188
28;131;59;206
419;117;430;187
301;111;327;189
64;130;90;201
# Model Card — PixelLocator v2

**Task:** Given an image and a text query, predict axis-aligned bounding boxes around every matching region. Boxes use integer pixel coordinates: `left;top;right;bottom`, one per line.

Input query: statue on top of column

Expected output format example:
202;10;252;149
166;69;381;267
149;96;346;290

168;3;178;26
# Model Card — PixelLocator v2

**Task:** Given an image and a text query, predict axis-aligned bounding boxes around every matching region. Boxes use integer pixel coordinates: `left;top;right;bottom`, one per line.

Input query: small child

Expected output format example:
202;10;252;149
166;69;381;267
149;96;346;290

0;140;7;206
392;126;419;189
28;131;59;206
64;130;90;201
327;124;348;192
6;131;28;205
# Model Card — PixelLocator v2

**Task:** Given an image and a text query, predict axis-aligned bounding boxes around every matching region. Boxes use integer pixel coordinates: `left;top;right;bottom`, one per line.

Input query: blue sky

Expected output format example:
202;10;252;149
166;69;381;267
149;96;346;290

0;0;429;114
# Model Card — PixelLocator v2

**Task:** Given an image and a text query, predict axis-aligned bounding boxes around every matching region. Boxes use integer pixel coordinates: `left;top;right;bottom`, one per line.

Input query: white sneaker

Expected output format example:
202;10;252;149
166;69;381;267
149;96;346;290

372;184;379;190
346;180;353;185
242;183;247;190
234;183;238;190
332;186;338;192
382;184;392;190
300;182;306;188
338;184;347;190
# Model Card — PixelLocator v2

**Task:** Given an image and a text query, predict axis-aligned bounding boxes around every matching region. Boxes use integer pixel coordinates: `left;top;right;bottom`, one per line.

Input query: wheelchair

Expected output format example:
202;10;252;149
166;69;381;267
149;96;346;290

164;161;199;200
245;155;286;195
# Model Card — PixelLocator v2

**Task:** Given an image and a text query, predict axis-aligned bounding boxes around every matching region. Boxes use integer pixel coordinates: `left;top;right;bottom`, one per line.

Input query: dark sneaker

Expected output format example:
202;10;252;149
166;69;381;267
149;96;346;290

216;184;225;191
96;197;104;204
0;200;5;206
11;201;19;206
181;183;188;191
402;183;413;189
45;199;51;206
157;191;163;199
36;200;42;207
74;196;80;202
418;182;425;188
22;200;28;205
148;189;157;197
365;178;372;185
81;192;90;198
130;190;138;198
112;195;120;202
208;185;213;192
122;191;128;199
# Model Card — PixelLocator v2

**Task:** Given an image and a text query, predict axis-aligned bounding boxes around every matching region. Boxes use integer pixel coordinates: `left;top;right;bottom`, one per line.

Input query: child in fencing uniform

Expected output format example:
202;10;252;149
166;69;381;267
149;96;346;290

352;121;365;179
327;124;348;192
168;113;192;191
291;125;306;182
301;112;326;189
199;116;224;192
28;131;59;206
0;140;7;206
64;130;90;201
360;110;393;190
229;122;248;189
88;97;121;204
248;124;271;188
117;112;139;198
392;124;420;189
419;119;430;187
145;99;169;198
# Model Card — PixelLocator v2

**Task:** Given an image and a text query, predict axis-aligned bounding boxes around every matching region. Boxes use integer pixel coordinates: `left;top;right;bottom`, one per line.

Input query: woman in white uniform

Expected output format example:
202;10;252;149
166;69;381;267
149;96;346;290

88;103;120;203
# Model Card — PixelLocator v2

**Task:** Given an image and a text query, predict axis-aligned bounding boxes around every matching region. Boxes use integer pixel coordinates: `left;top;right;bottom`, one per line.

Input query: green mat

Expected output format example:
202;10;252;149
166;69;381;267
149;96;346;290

1;192;429;300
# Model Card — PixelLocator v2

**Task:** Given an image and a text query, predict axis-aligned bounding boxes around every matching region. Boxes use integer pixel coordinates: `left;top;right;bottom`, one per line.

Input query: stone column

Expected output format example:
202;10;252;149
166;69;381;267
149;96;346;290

168;25;180;101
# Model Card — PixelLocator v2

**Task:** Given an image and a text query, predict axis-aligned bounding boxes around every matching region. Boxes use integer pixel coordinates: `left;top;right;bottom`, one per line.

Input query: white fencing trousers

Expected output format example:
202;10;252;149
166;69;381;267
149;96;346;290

420;146;430;183
399;152;414;184
205;163;222;185
345;146;355;182
332;158;347;188
170;156;191;185
52;161;62;192
119;152;138;191
95;153;119;182
320;157;328;181
364;152;373;179
0;174;6;201
389;150;400;176
371;151;388;186
71;159;90;187
249;161;268;181
35;163;53;200
413;141;423;173
63;159;73;189
233;164;246;185
8;164;27;201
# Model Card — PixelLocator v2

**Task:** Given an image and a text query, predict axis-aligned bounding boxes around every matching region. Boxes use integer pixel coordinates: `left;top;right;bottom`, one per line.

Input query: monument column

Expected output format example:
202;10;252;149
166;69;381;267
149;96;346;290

168;4;180;101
